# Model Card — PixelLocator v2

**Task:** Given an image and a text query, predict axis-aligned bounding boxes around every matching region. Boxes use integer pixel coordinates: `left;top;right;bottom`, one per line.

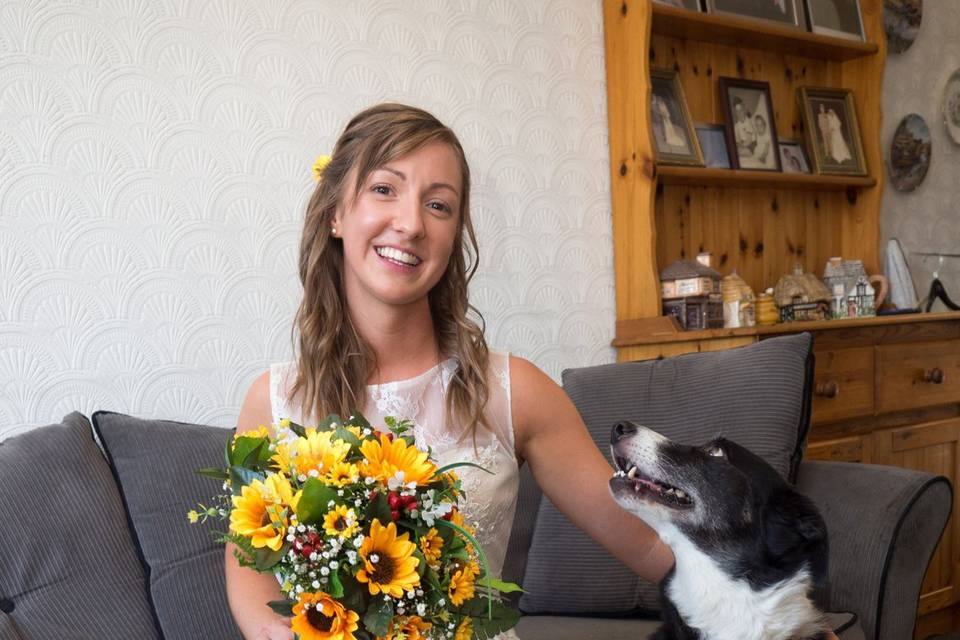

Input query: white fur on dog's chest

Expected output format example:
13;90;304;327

663;530;822;640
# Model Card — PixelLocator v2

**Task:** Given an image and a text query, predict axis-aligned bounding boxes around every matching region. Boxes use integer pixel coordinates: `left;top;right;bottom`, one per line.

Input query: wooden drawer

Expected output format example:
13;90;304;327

811;347;875;424
877;341;960;414
805;435;872;463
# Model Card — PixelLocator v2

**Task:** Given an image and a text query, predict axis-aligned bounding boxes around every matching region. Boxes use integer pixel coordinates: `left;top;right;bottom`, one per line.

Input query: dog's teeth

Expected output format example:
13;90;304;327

627;466;638;480
675;490;687;499
665;488;675;495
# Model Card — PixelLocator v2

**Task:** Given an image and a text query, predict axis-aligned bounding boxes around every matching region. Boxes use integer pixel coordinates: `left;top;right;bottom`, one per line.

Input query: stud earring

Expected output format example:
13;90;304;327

331;226;337;236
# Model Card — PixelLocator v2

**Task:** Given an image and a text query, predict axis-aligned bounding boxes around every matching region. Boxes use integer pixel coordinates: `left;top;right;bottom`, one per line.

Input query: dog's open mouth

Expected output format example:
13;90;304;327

613;455;694;509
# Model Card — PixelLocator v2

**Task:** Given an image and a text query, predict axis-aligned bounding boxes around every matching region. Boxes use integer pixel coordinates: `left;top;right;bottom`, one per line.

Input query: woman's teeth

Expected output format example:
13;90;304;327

376;246;421;266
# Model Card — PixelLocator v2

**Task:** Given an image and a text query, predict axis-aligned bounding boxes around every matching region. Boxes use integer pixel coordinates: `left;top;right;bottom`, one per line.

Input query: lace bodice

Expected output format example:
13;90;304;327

268;351;520;579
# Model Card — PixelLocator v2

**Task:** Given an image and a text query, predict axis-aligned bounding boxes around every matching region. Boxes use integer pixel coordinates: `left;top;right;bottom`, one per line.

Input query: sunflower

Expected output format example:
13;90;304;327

234;425;270;440
325;461;359;487
291;591;359;640
356;520;421;598
292;428;352;477
448;567;476;606
323;504;359;539
419;528;443;565
229;474;300;550
360;434;436;487
312;155;332;183
382;615;431;640
454;617;473;640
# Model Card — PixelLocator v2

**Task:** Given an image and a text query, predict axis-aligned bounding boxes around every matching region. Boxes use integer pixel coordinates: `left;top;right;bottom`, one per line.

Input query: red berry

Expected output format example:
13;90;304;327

386;432;395;442
369;491;379;502
391;509;400;521
441;511;453;521
406;501;418;511
388;493;400;509
400;494;416;506
301;544;314;557
308;532;322;545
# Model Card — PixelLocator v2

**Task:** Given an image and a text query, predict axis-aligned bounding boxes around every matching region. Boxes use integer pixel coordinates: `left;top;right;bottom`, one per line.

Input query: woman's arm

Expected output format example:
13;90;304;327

509;356;674;583
226;370;294;640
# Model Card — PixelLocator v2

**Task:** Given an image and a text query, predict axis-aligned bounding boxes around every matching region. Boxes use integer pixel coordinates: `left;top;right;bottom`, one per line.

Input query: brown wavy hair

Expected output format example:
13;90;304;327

288;103;490;437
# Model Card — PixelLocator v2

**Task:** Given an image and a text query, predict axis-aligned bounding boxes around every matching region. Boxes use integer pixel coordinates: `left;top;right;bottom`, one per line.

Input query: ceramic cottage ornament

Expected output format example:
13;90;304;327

774;264;832;322
661;253;723;330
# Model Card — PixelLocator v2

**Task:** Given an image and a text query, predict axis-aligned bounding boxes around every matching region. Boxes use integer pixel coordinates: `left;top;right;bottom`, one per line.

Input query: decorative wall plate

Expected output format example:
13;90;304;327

945;68;960;145
889;113;931;192
883;0;922;54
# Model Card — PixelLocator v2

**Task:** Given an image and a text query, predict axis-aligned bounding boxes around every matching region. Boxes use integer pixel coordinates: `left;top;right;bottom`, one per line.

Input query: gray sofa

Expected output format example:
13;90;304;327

0;334;950;639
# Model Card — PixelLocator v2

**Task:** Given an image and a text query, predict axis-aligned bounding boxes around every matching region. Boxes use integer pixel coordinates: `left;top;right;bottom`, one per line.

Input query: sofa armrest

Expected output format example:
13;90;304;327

795;460;952;640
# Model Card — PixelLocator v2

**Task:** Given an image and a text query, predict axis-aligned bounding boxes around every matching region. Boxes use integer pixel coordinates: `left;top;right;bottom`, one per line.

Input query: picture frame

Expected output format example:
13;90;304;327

778;139;811;174
718;77;781;171
650;68;704;167
797;86;867;176
704;0;803;29
805;0;865;41
653;0;703;10
695;123;732;169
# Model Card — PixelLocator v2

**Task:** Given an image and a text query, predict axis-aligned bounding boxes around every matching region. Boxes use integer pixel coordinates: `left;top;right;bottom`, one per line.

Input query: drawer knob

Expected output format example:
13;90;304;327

924;367;945;384
815;380;839;398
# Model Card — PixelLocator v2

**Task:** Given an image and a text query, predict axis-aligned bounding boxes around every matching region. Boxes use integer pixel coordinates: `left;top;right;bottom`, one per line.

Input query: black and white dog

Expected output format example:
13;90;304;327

609;421;829;640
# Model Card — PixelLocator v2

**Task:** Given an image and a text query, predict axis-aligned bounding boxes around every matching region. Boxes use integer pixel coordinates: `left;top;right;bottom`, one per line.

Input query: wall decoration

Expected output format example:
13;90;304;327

719;77;781;171
778;139;811;173
705;0;803;29
695;124;731;168
650;69;704;167
944;68;960;145
797;86;867;176
654;0;703;10
805;0;866;41
884;0;922;53
889;113;932;191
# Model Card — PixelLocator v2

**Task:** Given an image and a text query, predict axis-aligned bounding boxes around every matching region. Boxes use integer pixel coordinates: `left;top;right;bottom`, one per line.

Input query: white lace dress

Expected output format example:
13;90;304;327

269;350;521;636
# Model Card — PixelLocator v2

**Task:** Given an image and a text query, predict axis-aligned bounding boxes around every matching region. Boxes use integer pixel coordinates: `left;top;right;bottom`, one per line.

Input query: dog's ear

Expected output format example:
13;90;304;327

761;489;828;581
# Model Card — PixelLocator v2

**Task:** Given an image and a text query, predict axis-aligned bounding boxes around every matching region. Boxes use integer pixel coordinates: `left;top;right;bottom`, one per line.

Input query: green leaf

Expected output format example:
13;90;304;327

347;412;372;431
362;596;393;637
476;577;524;594
254;543;288;571
287;421;307;438
340;573;368;613
412;547;428;578
432;461;493;478
464;600;521;638
241;439;267;469
229;466;266;494
316;414;342;431
327;567;344;598
197;467;229;481
333;425;362;448
231;436;266;467
435;518;494;617
267;599;294;617
364;492;392;526
295;477;338;525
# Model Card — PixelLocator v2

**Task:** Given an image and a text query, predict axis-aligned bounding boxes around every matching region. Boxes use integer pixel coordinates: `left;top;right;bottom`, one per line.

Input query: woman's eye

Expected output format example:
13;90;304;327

371;184;392;195
428;201;452;214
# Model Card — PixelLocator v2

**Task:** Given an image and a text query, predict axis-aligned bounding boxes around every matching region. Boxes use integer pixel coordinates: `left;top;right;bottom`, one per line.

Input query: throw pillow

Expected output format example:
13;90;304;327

92;411;242;640
518;333;814;615
0;412;160;639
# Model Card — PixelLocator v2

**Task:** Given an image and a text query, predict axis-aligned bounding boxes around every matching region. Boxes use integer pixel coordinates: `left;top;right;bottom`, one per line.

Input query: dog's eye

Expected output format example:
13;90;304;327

707;445;724;458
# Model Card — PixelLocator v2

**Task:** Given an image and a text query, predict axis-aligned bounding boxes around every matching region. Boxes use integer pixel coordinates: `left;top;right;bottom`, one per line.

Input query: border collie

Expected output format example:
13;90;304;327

609;421;829;640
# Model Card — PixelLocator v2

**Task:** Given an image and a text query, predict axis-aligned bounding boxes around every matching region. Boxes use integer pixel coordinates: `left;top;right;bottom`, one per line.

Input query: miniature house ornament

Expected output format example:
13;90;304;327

661;255;723;330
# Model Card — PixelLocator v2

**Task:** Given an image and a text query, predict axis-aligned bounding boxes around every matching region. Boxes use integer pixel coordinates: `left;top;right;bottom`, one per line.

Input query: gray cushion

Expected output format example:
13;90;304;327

0;412;160;639
92;411;242;640
516;333;813;615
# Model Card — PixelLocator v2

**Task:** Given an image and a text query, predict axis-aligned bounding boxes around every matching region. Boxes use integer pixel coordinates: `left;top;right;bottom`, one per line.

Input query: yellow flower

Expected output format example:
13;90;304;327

312;155;332;183
229;474;300;550
381;615;431;640
345;425;364;440
293;428;352;478
356;520;421;598
325;461;359;487
448;568;475;606
454;617;472;640
187;510;199;524
419;528;443;565
442;470;461;498
323;504;359;539
291;591;359;640
234;425;270;440
360;434;436;487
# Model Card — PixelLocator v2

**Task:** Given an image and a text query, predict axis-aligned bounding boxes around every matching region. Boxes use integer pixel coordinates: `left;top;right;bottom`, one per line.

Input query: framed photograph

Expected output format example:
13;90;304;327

650;68;704;167
718;77;781;171
704;0;803;29
797;86;867;175
805;0;865;41
653;0;703;10
778;139;811;174
695;124;732;168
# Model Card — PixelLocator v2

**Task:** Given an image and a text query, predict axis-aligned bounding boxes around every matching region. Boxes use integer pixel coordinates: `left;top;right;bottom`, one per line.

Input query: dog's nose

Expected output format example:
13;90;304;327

611;421;638;444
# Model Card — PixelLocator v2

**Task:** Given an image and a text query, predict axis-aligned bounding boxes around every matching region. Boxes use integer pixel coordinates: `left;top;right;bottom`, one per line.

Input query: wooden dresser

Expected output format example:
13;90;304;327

613;312;960;637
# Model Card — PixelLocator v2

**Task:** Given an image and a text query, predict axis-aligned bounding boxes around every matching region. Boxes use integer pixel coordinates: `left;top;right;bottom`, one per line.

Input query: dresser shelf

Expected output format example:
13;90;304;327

657;165;877;191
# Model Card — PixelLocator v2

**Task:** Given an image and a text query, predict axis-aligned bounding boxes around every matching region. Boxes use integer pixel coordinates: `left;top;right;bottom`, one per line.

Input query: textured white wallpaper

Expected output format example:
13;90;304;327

0;0;616;438
881;2;960;310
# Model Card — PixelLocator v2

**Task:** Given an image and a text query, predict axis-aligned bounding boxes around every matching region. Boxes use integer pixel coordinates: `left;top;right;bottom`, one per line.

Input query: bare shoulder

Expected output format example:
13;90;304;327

236;369;272;434
508;355;581;452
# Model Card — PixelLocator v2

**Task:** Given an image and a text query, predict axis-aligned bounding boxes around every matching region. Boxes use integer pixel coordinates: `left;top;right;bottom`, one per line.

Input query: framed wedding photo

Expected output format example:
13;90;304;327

695;124;732;169
719;77;781;171
704;0;803;29
650;68;704;167
805;0;865;41
798;86;867;176
778;139;811;174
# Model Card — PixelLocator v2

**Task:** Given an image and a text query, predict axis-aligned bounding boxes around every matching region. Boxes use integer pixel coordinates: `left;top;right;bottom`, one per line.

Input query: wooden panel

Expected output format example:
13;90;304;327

811;347;874;424
657;166;876;190
877;341;960;414
804;435;871;463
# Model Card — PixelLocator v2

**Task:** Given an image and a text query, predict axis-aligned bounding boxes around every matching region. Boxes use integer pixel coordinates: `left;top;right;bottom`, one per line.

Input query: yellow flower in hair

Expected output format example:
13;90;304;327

313;154;332;182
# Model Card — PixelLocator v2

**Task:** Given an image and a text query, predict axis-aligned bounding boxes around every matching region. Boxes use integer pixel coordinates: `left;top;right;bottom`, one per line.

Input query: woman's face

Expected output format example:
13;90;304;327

333;140;462;312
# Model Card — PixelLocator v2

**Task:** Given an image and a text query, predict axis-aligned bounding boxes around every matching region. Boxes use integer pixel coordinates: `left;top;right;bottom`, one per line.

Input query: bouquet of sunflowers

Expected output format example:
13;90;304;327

189;413;520;640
